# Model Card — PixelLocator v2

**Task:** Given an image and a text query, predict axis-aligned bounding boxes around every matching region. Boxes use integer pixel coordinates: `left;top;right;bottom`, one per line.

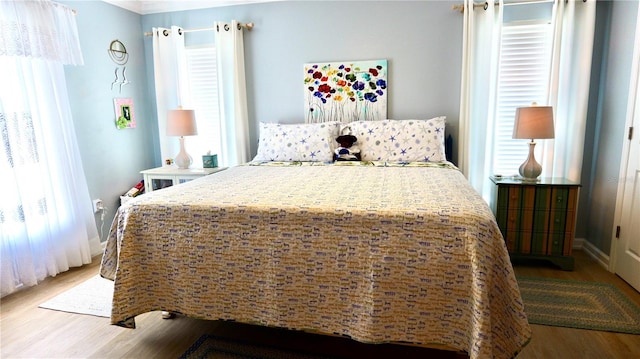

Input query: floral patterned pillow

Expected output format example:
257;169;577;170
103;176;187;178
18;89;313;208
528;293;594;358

348;117;446;162
253;122;340;162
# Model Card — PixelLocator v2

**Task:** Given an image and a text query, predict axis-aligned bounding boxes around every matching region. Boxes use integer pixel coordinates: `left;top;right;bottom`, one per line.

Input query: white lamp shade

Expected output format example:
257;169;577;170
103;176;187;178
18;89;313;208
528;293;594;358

512;106;555;140
166;109;198;136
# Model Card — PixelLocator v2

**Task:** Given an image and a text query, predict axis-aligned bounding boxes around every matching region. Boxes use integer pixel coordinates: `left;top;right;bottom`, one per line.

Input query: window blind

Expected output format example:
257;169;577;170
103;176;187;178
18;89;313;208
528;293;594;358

185;46;221;163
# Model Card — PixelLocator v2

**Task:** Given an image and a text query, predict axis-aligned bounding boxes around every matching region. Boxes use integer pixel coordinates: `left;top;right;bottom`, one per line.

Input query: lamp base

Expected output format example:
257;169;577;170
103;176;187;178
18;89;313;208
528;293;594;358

519;140;542;181
174;136;193;169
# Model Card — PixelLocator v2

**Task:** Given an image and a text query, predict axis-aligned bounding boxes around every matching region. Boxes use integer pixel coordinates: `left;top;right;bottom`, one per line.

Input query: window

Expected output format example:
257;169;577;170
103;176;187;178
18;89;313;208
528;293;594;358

492;21;553;176
184;46;222;163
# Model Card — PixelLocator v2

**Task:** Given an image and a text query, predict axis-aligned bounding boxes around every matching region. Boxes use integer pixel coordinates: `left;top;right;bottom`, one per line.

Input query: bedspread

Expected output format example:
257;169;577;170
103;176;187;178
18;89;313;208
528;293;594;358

100;162;531;359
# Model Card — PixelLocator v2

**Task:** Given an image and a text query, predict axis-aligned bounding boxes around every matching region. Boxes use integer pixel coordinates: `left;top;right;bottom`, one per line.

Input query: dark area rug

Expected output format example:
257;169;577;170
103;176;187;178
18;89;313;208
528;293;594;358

179;334;337;359
179;327;466;359
517;276;640;334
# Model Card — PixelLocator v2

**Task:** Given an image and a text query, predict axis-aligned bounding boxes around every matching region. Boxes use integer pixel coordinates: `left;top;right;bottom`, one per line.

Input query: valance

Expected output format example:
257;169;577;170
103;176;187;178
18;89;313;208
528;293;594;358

0;0;83;65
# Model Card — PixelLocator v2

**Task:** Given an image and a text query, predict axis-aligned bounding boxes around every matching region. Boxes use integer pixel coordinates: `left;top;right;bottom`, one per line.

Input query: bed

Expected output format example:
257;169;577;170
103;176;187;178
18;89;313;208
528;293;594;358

100;118;531;359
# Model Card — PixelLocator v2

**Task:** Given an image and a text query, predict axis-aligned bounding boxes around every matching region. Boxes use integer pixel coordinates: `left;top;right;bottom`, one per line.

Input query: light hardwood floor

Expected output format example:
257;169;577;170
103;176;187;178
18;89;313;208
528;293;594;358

1;250;638;358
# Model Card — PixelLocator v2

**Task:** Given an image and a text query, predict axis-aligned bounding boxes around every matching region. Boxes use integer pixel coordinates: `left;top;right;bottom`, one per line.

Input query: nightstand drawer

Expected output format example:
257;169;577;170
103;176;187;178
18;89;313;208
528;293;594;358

497;185;537;210
551;187;570;210
549;210;568;234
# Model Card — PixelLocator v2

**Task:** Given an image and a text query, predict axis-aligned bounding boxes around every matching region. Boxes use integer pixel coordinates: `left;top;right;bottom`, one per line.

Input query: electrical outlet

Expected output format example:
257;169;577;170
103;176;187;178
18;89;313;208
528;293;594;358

93;199;103;213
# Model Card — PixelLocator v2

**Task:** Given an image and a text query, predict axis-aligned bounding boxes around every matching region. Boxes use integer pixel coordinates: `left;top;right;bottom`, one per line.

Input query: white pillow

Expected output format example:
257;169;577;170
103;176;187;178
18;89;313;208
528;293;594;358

344;121;384;161
349;117;447;162
253;122;340;162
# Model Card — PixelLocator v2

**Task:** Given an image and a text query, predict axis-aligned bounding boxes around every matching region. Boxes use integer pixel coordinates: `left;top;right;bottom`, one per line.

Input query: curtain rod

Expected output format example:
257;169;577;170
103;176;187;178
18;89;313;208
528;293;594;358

452;0;559;13
452;2;490;13
143;22;254;37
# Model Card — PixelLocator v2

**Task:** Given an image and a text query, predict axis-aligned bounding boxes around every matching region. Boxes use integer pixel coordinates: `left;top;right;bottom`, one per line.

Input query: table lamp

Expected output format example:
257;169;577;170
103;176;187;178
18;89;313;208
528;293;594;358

512;104;554;181
166;107;198;169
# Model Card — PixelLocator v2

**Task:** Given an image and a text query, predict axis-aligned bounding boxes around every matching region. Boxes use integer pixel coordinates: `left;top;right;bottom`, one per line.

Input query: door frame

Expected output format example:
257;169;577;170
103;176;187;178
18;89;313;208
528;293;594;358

609;2;640;273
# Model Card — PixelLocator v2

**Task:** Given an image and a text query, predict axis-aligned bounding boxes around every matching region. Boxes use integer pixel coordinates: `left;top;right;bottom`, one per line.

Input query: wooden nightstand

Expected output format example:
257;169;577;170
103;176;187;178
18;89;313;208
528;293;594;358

141;166;226;193
490;176;580;270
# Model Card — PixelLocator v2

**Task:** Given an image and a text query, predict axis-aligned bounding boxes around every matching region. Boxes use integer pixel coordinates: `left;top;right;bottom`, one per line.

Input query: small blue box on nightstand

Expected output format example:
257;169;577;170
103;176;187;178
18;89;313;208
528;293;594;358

202;154;218;168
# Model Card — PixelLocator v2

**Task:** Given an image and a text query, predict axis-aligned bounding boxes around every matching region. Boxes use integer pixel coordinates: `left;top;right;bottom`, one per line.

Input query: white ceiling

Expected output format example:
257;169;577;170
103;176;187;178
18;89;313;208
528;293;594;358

100;0;282;15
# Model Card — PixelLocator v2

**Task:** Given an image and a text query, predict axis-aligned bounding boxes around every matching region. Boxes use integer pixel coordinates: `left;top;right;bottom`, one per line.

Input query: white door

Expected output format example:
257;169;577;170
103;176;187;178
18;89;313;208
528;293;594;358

613;5;640;292
614;122;640;292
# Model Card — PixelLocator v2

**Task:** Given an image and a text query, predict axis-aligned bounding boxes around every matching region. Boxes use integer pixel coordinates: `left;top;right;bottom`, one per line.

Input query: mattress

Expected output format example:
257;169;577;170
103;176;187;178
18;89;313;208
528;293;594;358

100;162;531;359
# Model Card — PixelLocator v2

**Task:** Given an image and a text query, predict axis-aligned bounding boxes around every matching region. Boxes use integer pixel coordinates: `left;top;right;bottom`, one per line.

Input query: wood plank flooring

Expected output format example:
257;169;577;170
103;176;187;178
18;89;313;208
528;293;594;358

1;250;638;358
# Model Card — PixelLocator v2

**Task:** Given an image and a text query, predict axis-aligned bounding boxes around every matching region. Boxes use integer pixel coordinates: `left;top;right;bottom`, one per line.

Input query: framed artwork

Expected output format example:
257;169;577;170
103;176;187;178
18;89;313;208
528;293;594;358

114;98;135;129
304;59;387;123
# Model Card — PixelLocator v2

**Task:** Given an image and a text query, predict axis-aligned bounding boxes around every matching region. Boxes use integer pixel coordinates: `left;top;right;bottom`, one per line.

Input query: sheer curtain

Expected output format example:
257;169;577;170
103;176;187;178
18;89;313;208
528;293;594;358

0;0;100;297
544;0;596;182
151;26;191;163
458;0;504;199
215;20;250;166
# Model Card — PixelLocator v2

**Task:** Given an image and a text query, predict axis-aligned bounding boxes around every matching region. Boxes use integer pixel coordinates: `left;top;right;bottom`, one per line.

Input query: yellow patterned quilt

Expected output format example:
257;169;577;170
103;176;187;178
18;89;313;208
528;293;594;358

100;162;531;359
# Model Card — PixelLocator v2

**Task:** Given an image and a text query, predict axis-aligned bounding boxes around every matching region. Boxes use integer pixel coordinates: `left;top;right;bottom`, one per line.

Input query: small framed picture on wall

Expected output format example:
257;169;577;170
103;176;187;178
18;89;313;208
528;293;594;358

114;98;136;129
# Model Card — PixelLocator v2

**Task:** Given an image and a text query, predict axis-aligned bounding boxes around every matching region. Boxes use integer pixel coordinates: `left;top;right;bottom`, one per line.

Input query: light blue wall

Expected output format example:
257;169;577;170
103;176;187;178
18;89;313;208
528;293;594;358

581;0;638;254
61;0;154;235
140;0;464;163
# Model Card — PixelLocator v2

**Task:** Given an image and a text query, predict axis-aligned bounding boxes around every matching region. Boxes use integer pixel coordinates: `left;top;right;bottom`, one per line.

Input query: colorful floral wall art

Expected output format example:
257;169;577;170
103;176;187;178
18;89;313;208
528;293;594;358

304;60;387;123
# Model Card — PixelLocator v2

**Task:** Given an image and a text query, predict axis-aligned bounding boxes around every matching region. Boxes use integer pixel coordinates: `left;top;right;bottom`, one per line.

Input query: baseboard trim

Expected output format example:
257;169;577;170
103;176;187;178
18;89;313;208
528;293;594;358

574;237;610;270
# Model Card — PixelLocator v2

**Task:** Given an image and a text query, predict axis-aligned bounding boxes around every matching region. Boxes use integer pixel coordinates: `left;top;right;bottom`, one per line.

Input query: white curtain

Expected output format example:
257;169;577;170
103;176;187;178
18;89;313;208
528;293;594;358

151;26;190;163
215;20;250;166
458;0;503;198
544;0;596;182
0;0;100;297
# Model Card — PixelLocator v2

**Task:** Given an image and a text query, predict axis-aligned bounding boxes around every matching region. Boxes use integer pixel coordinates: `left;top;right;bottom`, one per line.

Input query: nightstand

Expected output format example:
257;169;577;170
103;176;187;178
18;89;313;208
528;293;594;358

490;176;580;270
141;166;226;193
